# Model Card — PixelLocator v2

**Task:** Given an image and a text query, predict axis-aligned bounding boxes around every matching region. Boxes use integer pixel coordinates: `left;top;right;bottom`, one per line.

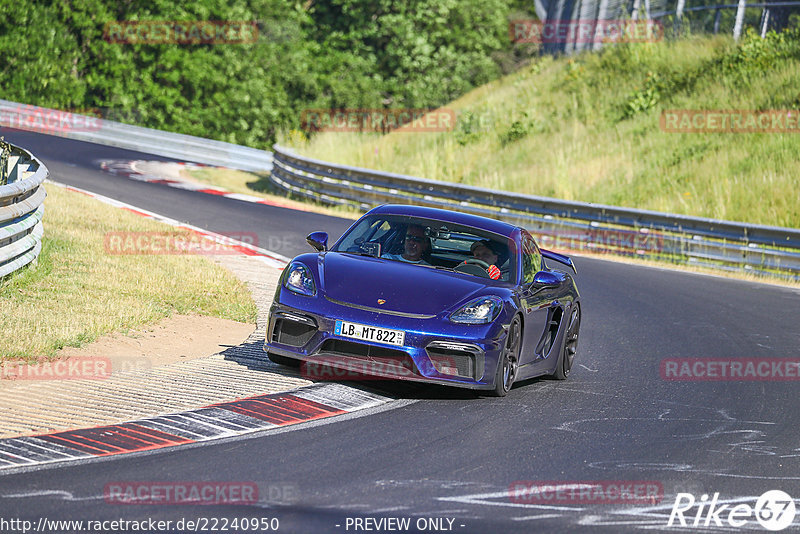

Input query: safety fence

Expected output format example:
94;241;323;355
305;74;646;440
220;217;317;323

270;145;800;280
0;141;47;278
533;0;800;55
3;97;797;280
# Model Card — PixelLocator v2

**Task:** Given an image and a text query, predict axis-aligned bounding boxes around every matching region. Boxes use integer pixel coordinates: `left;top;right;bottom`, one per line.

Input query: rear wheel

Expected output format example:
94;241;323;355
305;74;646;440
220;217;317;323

553;303;580;380
491;315;522;397
267;352;300;368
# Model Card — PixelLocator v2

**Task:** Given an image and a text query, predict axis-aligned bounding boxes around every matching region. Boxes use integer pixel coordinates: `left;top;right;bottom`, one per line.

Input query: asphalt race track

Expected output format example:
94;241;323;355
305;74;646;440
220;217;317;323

2;128;800;533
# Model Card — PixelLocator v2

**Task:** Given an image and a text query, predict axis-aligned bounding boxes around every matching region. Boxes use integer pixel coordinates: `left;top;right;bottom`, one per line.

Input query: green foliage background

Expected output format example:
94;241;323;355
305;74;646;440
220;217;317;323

0;0;536;148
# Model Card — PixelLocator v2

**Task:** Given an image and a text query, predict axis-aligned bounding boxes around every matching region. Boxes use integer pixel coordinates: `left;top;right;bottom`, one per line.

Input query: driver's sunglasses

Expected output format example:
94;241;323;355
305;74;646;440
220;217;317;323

405;235;424;243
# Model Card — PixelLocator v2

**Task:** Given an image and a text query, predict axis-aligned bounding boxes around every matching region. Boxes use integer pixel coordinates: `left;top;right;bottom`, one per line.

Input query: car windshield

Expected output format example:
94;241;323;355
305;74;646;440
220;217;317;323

331;214;515;282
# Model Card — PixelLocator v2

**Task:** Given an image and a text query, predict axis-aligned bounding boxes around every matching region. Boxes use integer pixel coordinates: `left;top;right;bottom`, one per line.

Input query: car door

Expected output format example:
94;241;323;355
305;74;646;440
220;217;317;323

516;232;559;368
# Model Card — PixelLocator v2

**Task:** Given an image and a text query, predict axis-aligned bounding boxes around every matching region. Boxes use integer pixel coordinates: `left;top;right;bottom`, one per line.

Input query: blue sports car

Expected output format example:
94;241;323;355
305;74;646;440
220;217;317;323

264;204;581;396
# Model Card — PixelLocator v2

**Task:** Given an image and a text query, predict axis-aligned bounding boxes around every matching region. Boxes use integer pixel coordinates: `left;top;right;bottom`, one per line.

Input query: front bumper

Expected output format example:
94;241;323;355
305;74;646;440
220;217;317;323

263;290;509;390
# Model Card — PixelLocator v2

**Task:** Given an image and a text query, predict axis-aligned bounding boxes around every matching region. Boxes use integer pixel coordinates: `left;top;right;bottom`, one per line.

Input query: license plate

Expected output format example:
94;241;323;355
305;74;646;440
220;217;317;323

334;320;405;347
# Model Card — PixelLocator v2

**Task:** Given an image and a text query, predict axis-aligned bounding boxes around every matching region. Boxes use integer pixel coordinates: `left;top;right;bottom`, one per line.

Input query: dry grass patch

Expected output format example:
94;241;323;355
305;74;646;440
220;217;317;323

0;184;257;360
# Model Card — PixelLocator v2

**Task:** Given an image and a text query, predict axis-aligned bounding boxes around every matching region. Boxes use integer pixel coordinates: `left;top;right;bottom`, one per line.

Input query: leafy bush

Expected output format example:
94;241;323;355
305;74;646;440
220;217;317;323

454;111;486;146
625;71;661;117
718;27;800;81
0;0;523;149
499;112;533;145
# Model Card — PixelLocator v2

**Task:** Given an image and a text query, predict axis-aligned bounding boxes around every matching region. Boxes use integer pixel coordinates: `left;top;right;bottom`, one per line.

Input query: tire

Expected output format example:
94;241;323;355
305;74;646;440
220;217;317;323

553;303;580;380
490;315;522;397
267;351;300;368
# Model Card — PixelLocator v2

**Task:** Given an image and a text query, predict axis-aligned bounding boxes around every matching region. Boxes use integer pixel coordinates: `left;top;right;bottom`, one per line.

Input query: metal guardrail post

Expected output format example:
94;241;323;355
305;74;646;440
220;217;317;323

733;0;748;39
676;0;686;18
760;7;771;36
0;138;9;186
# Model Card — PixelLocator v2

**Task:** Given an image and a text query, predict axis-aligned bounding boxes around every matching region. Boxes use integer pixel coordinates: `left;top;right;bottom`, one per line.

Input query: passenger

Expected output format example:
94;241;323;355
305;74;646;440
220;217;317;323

469;239;508;280
382;224;431;265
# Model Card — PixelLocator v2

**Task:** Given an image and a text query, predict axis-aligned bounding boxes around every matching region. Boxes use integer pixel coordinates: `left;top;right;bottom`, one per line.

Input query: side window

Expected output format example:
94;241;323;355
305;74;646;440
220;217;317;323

530;236;542;273
335;218;392;252
368;220;392;242
522;235;542;284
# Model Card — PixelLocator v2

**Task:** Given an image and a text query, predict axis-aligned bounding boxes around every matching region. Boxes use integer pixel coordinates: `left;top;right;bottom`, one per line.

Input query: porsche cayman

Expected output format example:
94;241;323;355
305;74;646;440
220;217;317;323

263;204;581;396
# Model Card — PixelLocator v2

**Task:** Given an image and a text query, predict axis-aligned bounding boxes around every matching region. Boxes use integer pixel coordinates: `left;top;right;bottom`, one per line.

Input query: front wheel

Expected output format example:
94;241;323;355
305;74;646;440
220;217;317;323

490;315;522;397
553;303;580;380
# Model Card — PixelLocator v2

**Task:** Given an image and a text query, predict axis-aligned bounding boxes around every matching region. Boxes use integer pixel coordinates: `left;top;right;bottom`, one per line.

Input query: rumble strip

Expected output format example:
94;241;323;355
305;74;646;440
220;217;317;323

0;383;390;471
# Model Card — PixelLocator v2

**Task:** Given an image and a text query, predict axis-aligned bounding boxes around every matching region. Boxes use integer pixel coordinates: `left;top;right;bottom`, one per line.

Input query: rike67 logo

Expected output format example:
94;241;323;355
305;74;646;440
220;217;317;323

668;490;796;531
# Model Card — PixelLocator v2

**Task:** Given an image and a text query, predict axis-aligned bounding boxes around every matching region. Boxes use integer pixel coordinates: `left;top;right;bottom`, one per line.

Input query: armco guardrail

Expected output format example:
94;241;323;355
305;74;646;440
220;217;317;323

270;144;800;280
2;100;797;279
0;100;272;172
0;141;47;278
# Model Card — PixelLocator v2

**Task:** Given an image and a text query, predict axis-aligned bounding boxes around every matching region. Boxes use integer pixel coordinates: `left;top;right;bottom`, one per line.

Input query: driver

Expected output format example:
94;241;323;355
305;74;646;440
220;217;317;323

382;224;431;265
470;239;507;280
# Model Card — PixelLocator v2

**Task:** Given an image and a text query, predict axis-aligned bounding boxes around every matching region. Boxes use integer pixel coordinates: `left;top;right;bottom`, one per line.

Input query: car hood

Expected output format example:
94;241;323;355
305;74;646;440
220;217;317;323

321;252;489;316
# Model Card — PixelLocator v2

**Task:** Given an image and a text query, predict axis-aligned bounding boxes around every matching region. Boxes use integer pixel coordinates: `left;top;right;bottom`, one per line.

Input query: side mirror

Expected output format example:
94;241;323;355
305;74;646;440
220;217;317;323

307;231;328;252
532;271;561;288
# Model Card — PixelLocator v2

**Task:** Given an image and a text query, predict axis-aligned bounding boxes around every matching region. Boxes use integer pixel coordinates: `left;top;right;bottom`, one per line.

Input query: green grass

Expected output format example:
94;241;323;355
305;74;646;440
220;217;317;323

286;30;800;229
0;184;257;360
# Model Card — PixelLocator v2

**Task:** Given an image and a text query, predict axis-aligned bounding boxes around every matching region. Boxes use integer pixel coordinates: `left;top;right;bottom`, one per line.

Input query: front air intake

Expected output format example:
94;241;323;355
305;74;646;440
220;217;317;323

425;341;484;380
271;313;317;347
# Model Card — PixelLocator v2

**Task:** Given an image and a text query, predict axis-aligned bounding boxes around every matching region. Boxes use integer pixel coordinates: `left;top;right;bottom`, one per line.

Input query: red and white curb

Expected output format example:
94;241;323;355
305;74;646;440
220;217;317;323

99;159;317;212
0;383;391;470
0;178;397;471
48;179;290;269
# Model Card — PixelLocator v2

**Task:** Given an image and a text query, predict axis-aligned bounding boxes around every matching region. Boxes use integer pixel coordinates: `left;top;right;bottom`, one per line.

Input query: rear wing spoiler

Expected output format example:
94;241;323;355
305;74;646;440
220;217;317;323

541;249;577;275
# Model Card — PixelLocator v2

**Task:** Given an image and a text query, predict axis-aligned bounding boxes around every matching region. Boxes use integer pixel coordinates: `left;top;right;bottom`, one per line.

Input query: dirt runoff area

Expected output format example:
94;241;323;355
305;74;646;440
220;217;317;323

0;255;305;438
54;314;255;375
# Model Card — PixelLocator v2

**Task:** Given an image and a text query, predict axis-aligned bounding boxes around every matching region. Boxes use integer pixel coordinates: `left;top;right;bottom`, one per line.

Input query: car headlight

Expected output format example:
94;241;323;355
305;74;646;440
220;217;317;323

450;296;503;324
284;263;316;296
